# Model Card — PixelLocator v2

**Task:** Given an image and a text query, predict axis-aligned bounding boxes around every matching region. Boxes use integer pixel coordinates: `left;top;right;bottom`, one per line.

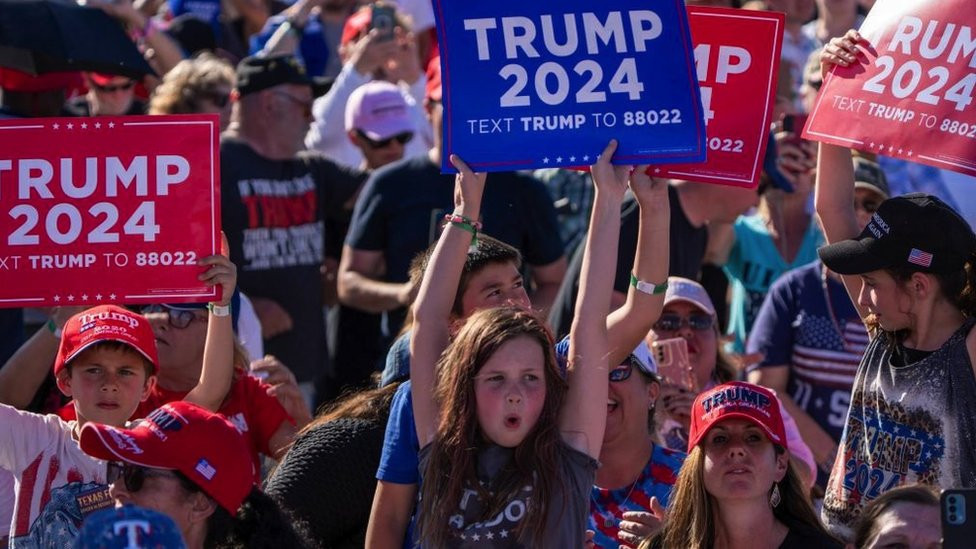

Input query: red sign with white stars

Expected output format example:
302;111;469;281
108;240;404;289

804;0;976;177
0;115;221;308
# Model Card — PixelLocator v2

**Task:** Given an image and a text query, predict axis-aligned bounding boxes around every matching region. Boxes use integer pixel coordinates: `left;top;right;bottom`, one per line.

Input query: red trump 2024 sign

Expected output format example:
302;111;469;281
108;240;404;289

656;6;784;188
0;115;221;308
804;0;976;176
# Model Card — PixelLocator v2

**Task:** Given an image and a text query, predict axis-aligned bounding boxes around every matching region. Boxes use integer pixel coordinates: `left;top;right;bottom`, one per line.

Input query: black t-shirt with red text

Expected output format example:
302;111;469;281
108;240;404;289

220;136;364;382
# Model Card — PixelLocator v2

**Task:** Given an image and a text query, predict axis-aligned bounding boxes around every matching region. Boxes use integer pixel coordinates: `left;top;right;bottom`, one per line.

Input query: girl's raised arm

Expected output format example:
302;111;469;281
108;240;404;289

560;141;630;459
410;155;486;447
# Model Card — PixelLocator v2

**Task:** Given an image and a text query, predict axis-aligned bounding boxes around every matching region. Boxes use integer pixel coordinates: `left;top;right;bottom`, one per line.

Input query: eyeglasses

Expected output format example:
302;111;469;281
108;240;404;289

653;313;714;332
356;130;414;149
141;304;205;329
106;462;178;492
271;90;312;117
92;81;135;93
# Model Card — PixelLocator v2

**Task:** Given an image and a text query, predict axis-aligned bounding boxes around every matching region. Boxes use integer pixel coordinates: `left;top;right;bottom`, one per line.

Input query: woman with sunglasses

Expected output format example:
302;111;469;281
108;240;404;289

149;54;237;131
585;342;685;549
80;401;315;549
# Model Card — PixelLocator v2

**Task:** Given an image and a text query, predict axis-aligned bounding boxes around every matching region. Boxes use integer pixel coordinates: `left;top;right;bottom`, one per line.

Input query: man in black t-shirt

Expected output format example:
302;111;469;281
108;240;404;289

338;59;567;344
548;180;760;339
220;55;366;402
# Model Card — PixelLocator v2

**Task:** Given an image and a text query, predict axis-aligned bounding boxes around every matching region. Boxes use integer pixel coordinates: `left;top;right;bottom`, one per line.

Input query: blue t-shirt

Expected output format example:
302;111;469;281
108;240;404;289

376;381;420;548
588;444;685;549
724;214;823;352
746;261;868;484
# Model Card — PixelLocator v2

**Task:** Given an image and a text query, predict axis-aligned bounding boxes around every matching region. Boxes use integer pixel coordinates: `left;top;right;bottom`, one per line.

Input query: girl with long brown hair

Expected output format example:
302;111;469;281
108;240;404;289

410;143;633;547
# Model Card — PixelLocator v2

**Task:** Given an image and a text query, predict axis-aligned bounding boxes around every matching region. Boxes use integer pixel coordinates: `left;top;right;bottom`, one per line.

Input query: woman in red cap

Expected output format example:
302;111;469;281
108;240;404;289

644;381;839;549
79;401;315;549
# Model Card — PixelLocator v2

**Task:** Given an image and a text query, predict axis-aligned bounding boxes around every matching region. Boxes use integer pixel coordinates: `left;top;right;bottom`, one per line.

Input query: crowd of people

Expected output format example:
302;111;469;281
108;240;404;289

1;0;974;547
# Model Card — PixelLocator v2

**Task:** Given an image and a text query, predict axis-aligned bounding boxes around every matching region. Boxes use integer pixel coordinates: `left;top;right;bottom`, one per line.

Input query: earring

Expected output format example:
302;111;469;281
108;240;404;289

769;483;781;508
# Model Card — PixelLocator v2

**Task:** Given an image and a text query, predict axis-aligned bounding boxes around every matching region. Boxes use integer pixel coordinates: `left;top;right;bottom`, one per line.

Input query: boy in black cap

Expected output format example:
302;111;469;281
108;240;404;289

814;31;976;541
221;54;366;406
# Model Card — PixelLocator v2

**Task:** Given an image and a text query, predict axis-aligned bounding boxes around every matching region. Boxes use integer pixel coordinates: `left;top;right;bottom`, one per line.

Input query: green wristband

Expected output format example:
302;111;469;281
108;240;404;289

630;273;668;295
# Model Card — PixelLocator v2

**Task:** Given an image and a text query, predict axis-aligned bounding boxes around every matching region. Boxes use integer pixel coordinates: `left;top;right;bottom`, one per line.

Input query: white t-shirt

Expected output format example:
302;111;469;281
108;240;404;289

0;404;111;548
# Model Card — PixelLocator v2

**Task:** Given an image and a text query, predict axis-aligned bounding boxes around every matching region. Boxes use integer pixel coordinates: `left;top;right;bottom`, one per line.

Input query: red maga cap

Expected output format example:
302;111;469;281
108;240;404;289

54;305;158;376
688;381;787;452
80;401;256;514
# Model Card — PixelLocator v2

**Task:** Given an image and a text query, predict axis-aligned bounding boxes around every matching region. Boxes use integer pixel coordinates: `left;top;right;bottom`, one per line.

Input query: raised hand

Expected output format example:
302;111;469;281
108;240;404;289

820;29;867;81
590;139;632;202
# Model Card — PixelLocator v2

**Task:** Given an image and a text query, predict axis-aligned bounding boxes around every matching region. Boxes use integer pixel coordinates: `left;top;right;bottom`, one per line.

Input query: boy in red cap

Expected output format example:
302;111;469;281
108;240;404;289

0;255;236;547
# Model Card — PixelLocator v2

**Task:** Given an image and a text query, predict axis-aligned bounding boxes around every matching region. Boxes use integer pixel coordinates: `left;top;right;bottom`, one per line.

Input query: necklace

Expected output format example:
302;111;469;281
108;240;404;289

821;266;856;352
593;476;641;528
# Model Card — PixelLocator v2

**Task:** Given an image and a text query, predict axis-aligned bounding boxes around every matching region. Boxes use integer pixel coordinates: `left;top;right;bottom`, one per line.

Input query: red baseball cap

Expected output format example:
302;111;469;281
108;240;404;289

54;305;158;376
341;6;373;47
688;381;788;452
80;401;256;513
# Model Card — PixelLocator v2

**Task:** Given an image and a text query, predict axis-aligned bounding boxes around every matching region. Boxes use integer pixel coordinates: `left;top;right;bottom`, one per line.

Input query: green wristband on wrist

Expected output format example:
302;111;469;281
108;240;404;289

630;273;668;295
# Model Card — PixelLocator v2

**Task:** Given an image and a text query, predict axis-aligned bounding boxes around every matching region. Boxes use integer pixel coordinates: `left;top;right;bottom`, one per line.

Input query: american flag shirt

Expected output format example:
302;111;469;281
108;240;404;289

747;261;867;446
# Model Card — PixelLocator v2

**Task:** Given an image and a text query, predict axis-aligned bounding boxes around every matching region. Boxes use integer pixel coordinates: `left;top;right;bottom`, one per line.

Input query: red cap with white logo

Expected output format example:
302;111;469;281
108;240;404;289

80;401;256;513
54;305;158;376
688;381;788;452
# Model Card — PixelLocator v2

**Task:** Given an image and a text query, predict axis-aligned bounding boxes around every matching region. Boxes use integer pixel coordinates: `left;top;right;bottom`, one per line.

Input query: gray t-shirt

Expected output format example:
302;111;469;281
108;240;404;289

417;441;597;548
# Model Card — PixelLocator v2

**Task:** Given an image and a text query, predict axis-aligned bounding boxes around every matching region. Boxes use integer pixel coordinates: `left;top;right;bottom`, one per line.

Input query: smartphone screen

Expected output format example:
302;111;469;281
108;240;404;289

370;4;396;42
652;338;695;392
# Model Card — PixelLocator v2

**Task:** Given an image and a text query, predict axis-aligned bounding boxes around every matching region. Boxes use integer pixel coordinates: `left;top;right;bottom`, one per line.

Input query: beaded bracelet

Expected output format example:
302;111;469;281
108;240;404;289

444;214;481;252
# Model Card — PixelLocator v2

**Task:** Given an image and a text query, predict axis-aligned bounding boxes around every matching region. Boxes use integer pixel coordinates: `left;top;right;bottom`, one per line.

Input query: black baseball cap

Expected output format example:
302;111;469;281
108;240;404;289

818;193;976;275
235;54;311;97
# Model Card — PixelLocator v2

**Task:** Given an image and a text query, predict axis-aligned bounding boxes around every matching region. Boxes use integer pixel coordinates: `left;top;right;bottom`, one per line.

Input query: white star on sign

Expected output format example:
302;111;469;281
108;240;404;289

556;157;563;163
95;122;101;129
67;295;75;301
108;122;115;128
66;123;74;129
888;145;894;152
654;168;661;174
542;157;549;164
499;530;509;538
898;149;903;154
95;293;103;300
53;295;60;302
907;150;913;156
109;293;117;300
81;294;88;301
569;156;576;162
583;155;589;161
53;123;60;130
869;142;875;148
81;123;88;129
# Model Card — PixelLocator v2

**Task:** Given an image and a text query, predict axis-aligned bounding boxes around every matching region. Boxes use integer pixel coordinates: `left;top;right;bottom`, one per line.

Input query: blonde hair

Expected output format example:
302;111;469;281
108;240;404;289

149;53;234;115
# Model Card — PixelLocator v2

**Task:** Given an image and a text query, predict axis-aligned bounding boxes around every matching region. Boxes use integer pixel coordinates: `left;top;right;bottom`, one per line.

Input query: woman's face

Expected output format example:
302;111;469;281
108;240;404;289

857;270;913;331
474;336;547;448
109;466;198;538
648;301;717;390
701;418;788;503
862;501;940;549
604;357;659;447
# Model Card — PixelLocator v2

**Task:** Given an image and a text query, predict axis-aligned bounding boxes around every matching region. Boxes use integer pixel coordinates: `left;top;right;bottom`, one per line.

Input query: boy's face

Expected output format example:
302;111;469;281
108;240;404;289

57;346;154;427
459;261;531;318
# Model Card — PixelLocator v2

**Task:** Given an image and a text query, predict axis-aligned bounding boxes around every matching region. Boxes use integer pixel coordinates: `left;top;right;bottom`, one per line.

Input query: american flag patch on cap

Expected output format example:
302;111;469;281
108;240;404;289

195;459;217;480
908;248;933;267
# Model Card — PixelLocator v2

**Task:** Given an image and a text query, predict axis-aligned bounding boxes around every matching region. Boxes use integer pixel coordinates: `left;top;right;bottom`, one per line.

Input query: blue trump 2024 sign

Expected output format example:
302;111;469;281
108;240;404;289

433;0;707;173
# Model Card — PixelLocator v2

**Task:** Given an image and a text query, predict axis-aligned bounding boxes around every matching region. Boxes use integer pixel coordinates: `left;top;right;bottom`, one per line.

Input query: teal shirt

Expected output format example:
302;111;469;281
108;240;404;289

723;213;823;352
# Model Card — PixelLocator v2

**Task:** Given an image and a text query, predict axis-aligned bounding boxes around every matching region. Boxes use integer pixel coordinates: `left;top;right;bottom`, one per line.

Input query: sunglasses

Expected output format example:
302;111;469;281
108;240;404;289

609;355;647;383
653;313;714;332
271;90;312;117
93;81;135;93
106;462;178;492
141;304;205;329
356;130;414;149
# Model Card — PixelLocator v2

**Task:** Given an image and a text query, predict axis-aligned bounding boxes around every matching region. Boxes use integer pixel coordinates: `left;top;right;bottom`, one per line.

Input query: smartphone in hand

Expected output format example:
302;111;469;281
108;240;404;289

370;3;396;42
652;338;696;392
